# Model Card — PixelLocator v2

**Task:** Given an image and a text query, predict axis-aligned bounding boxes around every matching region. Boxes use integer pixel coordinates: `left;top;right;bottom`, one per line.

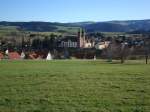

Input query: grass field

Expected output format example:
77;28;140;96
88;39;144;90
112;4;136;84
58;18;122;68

0;60;150;112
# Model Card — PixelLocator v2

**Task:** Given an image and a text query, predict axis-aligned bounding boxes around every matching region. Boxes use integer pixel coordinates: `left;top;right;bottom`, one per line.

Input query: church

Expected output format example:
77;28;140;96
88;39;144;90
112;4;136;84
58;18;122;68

78;29;95;48
58;29;95;48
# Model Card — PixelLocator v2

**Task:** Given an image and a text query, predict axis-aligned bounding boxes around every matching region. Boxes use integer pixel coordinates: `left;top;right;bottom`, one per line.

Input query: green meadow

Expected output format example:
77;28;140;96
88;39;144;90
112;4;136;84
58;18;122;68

0;60;150;112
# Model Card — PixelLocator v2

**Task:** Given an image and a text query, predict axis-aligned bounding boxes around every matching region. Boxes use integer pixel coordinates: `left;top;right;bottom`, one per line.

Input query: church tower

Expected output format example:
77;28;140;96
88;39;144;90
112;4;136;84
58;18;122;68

78;28;85;48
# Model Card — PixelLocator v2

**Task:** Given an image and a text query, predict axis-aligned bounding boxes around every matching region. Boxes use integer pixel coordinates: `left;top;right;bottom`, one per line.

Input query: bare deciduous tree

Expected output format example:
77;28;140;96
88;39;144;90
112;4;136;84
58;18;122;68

143;35;150;64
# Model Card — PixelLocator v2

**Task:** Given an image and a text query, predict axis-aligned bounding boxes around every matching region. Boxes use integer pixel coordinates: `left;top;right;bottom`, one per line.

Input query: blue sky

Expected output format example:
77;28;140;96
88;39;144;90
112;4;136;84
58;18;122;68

0;0;150;22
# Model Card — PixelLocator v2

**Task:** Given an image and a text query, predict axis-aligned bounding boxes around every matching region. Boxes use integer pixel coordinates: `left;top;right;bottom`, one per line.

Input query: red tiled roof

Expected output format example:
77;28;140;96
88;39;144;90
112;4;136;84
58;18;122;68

28;52;38;59
28;51;47;59
0;52;4;59
8;52;20;60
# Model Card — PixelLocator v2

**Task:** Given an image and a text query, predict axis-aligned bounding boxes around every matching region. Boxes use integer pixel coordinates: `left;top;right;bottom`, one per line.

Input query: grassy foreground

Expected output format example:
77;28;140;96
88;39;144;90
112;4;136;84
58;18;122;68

0;60;150;112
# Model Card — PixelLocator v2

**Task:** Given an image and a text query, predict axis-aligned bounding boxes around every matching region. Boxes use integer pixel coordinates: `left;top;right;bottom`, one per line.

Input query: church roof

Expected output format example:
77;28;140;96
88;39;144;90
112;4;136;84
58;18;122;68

61;35;78;42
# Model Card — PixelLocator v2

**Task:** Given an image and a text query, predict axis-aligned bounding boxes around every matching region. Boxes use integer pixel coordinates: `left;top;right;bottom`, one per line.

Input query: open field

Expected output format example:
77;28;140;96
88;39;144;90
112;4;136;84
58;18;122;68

0;60;150;112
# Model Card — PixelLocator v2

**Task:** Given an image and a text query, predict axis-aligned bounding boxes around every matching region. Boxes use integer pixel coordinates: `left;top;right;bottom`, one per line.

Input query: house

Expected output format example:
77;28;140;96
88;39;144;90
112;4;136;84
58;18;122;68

28;51;47;59
95;41;110;50
0;52;4;59
8;52;21;60
28;52;39;59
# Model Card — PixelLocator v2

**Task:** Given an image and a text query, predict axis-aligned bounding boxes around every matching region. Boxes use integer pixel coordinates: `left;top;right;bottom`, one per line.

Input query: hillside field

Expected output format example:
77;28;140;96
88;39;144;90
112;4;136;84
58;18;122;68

0;60;150;112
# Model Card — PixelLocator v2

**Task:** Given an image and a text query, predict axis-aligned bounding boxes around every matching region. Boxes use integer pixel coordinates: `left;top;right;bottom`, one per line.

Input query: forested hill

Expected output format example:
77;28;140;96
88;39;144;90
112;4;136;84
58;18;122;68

0;19;150;33
83;19;150;32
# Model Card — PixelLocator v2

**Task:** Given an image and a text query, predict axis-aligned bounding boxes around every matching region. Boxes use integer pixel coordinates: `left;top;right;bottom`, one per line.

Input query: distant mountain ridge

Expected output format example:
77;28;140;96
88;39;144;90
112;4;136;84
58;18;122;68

0;19;150;33
81;19;150;32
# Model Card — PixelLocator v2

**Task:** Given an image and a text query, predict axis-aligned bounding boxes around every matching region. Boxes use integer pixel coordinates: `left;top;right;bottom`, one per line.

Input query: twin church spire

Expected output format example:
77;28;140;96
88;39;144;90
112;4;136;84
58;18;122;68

78;28;86;48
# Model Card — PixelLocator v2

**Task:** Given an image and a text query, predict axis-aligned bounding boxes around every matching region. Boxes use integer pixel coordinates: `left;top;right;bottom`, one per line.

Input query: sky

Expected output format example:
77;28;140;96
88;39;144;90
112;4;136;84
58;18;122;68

0;0;150;22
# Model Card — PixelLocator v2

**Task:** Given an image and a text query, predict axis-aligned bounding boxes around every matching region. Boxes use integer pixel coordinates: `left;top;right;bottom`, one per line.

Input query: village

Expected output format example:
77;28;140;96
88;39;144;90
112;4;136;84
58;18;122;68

0;28;149;63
